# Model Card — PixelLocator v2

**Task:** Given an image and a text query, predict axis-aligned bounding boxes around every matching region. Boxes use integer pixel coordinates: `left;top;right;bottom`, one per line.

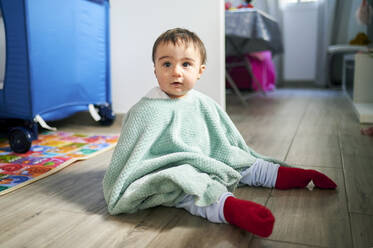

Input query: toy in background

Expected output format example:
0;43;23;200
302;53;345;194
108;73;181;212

238;0;254;9
225;2;232;10
349;32;371;45
225;0;254;10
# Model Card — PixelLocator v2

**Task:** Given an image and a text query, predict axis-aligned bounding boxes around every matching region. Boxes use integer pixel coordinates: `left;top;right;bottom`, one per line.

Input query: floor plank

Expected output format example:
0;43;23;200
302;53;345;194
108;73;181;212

236;116;297;161
0;210;88;248
350;213;373;248
267;167;352;248
146;209;253;248
340;133;373;158
250;238;321;248
342;154;373;215
286;134;342;168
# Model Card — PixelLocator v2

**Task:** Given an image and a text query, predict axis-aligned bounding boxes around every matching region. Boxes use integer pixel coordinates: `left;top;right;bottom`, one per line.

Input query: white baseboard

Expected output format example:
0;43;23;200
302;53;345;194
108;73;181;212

353;102;373;124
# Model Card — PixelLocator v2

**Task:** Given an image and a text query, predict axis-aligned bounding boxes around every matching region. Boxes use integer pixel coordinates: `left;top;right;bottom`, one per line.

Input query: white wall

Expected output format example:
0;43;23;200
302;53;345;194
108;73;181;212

282;2;319;81
110;0;225;113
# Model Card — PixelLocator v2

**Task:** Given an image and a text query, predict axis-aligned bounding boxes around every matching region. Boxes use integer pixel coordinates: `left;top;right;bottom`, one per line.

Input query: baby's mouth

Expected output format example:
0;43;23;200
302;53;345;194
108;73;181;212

171;82;182;86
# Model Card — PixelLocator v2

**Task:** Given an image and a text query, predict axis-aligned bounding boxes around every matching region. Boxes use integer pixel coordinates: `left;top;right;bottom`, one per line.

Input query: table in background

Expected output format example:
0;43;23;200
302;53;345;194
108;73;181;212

225;9;283;106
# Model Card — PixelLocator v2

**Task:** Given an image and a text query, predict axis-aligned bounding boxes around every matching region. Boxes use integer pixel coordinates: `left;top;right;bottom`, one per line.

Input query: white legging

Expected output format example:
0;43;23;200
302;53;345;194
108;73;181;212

175;159;279;223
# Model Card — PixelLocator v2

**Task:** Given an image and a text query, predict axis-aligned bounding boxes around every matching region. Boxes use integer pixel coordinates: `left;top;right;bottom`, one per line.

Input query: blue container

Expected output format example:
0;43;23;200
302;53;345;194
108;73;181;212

0;0;114;153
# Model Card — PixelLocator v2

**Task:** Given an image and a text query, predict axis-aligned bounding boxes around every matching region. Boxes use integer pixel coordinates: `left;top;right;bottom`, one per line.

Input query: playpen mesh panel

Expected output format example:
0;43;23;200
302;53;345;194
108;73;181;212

0;0;31;119
26;0;108;118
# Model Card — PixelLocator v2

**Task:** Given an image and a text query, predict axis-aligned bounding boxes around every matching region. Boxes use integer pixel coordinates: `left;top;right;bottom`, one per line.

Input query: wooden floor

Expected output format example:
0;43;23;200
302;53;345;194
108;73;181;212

1;88;373;248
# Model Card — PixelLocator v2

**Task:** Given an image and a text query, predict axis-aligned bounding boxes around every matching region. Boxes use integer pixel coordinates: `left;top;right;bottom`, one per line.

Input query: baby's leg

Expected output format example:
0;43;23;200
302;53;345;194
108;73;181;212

175;192;232;224
175;192;275;237
240;159;280;188
241;158;337;189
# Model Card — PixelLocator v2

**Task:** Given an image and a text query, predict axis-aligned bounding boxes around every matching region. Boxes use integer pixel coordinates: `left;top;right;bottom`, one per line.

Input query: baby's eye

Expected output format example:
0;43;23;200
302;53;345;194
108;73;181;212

182;62;191;67
163;62;171;67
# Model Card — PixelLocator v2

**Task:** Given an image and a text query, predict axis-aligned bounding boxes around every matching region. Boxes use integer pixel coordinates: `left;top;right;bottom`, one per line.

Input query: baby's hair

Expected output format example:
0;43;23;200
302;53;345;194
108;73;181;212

152;28;207;65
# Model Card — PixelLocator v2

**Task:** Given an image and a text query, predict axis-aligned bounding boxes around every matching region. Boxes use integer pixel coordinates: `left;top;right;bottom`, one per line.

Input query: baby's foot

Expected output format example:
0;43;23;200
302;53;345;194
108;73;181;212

223;196;275;237
309;169;337;189
275;167;337;189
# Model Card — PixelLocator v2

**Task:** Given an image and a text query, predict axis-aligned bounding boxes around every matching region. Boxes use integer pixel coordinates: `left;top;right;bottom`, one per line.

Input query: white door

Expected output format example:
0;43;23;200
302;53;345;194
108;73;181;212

282;1;319;81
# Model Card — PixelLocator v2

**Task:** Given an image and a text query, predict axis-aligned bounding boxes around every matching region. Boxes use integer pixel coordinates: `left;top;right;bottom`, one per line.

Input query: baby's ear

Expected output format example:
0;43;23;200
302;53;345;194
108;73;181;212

197;65;206;80
199;64;206;76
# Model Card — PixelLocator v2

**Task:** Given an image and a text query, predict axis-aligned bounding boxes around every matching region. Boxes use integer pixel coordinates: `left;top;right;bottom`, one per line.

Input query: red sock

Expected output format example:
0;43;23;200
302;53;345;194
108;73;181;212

275;167;337;189
223;196;275;237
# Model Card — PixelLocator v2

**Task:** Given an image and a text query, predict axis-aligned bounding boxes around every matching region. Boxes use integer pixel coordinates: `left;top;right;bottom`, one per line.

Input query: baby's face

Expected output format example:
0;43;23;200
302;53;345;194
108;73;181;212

154;41;206;98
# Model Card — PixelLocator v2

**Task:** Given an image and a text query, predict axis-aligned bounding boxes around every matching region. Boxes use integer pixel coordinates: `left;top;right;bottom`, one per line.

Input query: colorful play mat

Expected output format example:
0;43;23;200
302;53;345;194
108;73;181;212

0;131;118;195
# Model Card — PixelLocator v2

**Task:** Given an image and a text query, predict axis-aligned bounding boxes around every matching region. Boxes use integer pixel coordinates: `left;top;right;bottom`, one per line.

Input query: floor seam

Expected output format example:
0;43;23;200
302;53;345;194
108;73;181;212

256;237;330;248
349;211;373;216
337;115;355;248
283;96;311;162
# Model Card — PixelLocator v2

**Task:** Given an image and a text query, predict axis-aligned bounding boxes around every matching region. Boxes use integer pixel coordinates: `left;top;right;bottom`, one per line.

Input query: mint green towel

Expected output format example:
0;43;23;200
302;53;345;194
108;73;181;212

103;90;286;215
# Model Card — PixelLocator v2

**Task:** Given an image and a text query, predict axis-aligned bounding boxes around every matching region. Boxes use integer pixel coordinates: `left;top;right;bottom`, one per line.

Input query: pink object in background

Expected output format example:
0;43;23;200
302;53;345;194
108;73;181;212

226;51;276;92
225;2;232;10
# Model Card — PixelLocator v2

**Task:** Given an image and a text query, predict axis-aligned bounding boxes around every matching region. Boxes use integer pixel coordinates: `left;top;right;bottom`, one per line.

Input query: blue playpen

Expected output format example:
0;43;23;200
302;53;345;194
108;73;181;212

0;0;114;153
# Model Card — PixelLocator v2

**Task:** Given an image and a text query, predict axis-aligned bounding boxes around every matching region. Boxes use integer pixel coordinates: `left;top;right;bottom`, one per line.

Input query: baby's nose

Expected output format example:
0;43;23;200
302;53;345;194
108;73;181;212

172;65;182;76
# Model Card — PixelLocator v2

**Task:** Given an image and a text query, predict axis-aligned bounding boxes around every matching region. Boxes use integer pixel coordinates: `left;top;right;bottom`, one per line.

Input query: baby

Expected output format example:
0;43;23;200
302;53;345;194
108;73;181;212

103;28;337;237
